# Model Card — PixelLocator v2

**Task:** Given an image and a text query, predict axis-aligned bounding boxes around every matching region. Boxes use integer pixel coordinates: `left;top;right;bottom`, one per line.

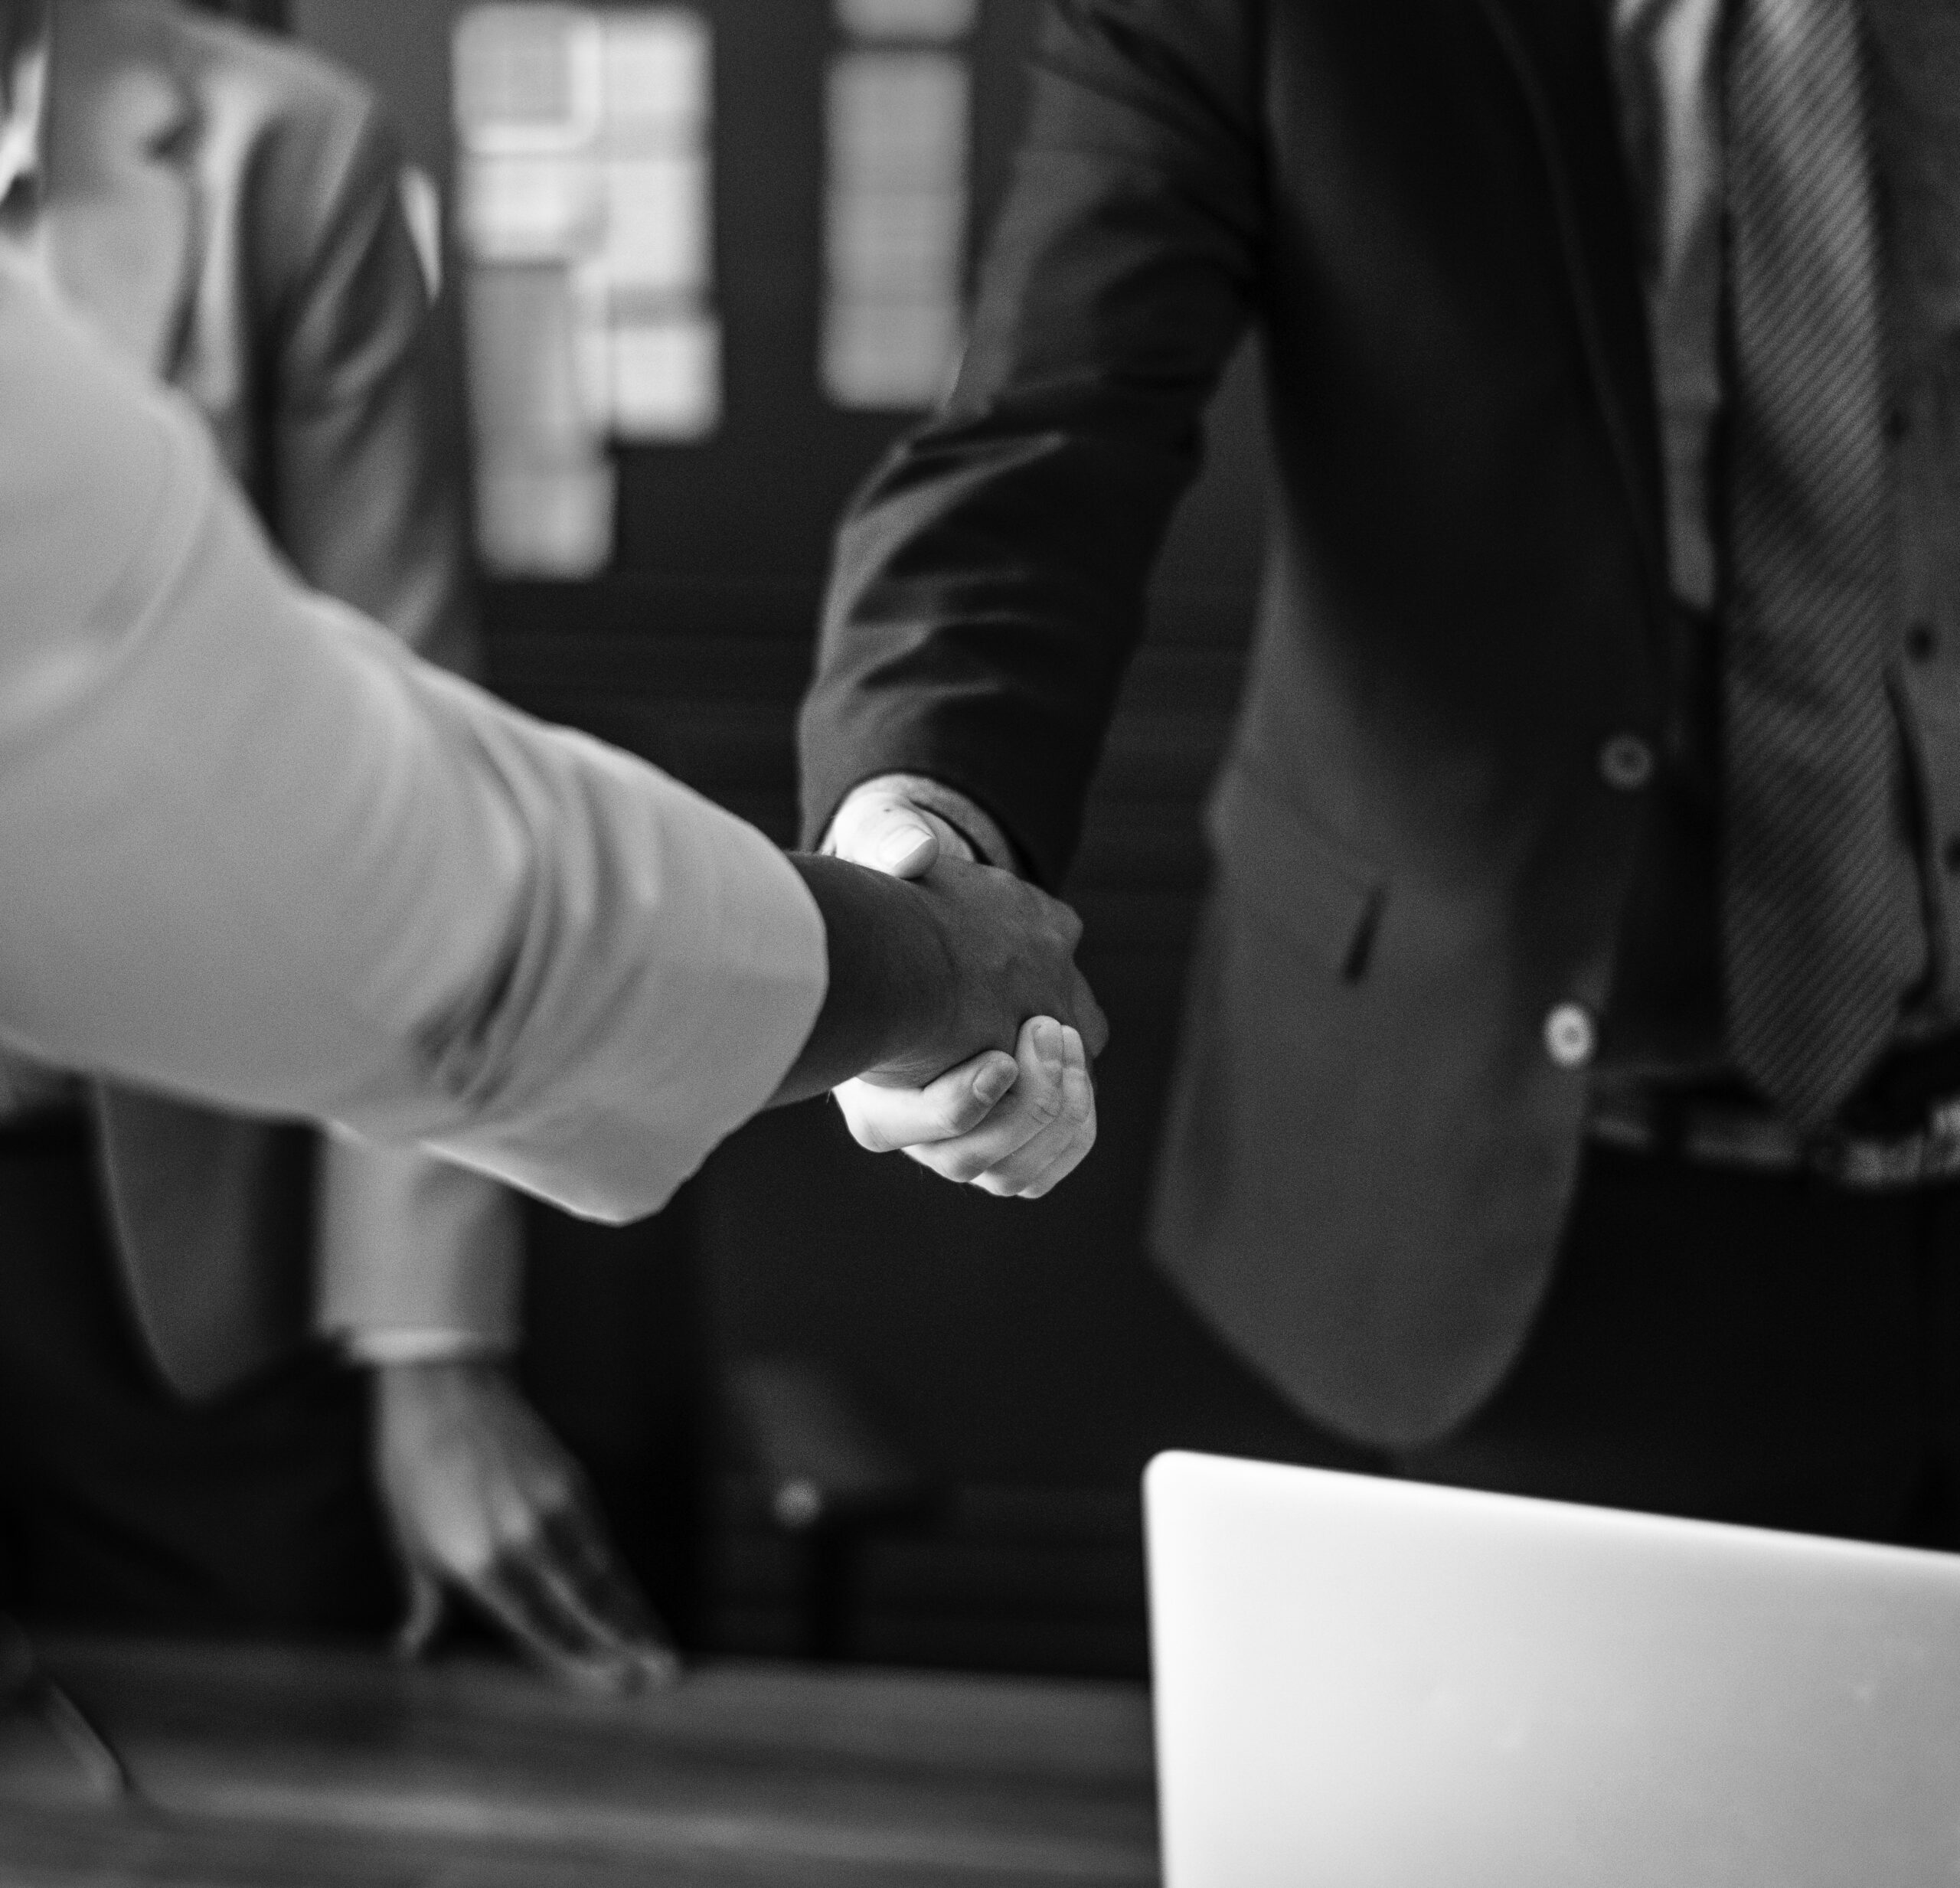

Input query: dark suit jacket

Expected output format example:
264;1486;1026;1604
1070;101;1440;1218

41;0;484;1400
799;0;1672;1449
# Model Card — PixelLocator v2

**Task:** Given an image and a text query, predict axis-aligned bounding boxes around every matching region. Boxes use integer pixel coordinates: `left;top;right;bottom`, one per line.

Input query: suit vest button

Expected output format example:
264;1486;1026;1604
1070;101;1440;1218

1544;1004;1596;1070
1599;734;1655;791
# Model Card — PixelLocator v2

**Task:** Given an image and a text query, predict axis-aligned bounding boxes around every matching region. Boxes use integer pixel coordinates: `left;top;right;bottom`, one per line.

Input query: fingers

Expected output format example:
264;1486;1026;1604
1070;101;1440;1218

394;1562;446;1662
896;1017;1096;1199
459;1491;678;1695
903;1016;1069;1184
826;792;965;879
534;1504;681;1688
469;1548;621;1692
835;1050;1020;1152
374;1361;678;1694
971;1024;1096;1198
843;1016;1099;1199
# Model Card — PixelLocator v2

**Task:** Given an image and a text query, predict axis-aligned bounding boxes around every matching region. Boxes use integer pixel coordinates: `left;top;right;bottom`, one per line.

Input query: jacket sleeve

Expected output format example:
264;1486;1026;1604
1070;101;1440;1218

797;0;1266;890
0;261;825;1223
250;82;524;1347
256;85;480;675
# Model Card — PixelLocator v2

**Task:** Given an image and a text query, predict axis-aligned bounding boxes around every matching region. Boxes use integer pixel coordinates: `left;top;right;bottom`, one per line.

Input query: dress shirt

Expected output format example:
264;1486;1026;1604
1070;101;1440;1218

1600;0;1960;1091
0;251;827;1220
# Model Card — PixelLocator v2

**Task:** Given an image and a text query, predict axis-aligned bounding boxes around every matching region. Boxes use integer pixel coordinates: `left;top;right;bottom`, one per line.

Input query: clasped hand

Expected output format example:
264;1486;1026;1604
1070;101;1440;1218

830;790;1104;1200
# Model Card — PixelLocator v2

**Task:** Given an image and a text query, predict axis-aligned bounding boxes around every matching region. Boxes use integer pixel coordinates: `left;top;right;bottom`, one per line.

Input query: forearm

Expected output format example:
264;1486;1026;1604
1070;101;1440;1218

770;854;949;1105
0;276;823;1218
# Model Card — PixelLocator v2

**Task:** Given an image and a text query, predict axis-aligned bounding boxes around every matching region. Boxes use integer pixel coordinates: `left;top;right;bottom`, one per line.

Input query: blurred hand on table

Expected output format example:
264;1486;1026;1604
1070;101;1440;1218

373;1359;679;1695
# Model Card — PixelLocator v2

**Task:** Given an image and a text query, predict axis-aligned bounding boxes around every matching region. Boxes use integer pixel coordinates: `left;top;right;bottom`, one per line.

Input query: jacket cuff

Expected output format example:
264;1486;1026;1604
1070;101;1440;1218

315;1134;524;1349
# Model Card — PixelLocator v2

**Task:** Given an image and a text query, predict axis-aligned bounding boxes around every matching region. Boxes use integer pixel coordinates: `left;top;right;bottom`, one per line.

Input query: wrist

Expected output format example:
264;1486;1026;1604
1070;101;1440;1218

775;854;943;1102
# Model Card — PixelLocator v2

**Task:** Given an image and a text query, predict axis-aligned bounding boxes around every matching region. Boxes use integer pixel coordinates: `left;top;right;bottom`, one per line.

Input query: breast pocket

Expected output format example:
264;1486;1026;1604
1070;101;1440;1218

1205;763;1387;982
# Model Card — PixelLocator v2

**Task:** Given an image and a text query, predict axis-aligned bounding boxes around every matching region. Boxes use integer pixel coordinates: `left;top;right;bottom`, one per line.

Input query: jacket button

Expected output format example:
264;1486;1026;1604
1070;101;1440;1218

1599;734;1655;792
1544;1004;1596;1070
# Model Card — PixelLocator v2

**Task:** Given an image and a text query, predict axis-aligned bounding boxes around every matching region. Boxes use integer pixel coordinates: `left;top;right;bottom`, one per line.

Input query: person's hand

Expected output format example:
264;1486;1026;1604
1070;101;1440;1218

824;784;983;877
371;1358;678;1694
839;1014;1097;1198
775;832;1106;1102
825;786;1100;1197
853;848;1107;1089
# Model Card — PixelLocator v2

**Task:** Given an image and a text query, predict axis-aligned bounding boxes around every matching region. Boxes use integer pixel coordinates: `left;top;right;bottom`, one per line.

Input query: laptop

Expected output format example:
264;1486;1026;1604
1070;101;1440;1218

1145;1452;1960;1886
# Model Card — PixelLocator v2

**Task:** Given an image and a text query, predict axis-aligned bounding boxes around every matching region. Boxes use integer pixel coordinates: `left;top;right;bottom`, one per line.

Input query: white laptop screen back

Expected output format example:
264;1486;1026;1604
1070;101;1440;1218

1145;1452;1960;1887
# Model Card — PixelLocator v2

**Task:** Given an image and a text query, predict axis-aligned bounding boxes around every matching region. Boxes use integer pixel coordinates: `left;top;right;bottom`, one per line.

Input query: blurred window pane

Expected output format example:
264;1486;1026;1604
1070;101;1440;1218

835;0;978;42
456;4;720;576
459;153;603;262
599;8;711;145
475;459;616;579
606;315;723;441
465;264;599;452
822;41;971;410
824;299;962;410
597;152;710;296
827;186;964;299
827;54;968;191
455;5;603;154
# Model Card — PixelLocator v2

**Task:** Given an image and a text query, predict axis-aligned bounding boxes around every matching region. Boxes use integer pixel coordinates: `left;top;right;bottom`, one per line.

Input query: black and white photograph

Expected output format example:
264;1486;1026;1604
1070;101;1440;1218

0;0;1956;1882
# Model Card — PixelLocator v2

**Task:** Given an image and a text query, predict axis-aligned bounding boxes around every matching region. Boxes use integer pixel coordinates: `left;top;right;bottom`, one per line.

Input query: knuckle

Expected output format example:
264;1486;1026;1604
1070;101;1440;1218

908;1144;972;1182
838;1094;898;1152
501;1496;563;1550
848;1116;897;1153
939;1092;992;1137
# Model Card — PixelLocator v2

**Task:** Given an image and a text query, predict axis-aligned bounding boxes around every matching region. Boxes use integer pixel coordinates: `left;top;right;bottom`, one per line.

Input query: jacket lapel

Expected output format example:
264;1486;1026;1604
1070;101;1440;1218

42;0;196;379
1473;0;1668;588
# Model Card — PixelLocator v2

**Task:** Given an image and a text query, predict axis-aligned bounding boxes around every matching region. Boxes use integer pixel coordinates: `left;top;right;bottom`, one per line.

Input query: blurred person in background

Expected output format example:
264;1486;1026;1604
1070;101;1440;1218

0;0;671;1690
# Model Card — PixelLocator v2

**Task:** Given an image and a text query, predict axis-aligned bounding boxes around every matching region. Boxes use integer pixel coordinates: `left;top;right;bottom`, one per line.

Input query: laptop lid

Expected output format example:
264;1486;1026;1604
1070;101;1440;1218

1145;1452;1960;1886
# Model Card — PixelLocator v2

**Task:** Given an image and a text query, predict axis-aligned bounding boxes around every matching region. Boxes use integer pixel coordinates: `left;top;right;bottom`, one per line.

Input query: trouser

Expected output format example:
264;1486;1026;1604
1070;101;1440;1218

1202;1142;1960;1549
0;1120;399;1635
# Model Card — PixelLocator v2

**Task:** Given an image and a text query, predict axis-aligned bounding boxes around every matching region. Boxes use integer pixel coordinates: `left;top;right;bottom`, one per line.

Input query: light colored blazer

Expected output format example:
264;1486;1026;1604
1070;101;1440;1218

36;0;516;1399
0;250;828;1253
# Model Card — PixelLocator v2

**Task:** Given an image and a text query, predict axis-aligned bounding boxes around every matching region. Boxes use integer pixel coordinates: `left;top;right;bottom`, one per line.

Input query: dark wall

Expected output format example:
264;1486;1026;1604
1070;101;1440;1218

292;0;1354;1676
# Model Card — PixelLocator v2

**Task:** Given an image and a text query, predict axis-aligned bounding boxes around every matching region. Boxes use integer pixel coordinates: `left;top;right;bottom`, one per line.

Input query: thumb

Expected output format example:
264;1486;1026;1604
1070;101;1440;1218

868;807;940;878
394;1561;446;1662
829;794;943;879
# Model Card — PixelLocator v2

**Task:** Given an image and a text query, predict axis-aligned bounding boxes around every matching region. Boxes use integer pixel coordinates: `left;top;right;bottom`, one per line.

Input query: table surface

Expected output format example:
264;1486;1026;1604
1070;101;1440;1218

0;1637;1161;1886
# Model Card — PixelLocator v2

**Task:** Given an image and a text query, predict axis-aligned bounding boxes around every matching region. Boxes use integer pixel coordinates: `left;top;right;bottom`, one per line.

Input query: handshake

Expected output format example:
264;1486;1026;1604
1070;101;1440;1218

779;785;1105;1200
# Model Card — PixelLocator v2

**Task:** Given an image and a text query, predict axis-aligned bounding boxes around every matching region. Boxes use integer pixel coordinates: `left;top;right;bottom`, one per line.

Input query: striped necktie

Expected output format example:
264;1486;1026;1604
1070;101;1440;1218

1721;0;1915;1129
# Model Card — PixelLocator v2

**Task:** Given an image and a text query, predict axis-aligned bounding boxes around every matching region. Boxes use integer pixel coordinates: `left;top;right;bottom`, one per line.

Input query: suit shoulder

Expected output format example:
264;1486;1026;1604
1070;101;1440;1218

1034;0;1266;152
160;5;392;172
